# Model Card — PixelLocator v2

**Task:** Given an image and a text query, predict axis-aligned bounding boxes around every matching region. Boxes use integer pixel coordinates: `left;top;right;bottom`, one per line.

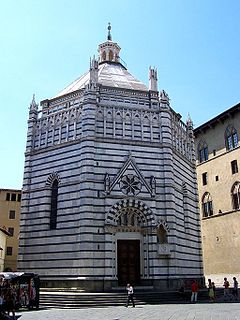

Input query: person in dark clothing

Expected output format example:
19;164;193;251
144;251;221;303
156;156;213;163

232;277;238;301
4;287;16;320
125;283;135;307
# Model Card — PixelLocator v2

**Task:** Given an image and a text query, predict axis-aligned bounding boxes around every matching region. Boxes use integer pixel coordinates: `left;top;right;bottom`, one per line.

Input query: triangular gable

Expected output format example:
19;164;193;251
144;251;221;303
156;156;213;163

109;153;153;196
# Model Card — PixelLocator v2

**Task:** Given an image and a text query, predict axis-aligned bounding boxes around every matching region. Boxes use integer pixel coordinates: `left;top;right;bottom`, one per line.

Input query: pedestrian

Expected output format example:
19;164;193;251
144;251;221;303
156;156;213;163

4;286;16;320
125;283;135;307
207;279;211;288
0;277;4;293
0;292;5;318
209;282;216;302
232;277;238;301
207;279;211;298
178;279;185;300
191;280;199;303
223;277;230;301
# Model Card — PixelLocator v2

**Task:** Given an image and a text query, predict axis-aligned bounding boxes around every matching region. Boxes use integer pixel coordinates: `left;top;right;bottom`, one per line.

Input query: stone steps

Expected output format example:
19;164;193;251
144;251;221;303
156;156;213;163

39;289;214;309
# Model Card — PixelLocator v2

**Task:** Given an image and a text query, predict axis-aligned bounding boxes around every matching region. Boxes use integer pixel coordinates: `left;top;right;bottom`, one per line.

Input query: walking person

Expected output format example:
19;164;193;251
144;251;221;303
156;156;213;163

125;283;135;307
209;282;216;302
232;277;238;301
223;277;230;301
191;280;199;303
207;279;211;289
178;279;185;300
207;279;212;300
4;286;16;320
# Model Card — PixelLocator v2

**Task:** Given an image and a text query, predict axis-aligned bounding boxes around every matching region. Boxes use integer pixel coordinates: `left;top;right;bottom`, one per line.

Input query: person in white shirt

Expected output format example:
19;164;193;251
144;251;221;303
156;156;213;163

126;283;135;307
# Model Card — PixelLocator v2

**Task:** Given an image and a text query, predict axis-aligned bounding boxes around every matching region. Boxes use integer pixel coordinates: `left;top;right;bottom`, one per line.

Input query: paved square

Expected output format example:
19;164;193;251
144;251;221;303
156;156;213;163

16;303;240;320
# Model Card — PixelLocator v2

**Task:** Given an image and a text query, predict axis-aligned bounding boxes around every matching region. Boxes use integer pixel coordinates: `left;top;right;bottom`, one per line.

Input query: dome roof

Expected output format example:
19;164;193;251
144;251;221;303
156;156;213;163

53;24;149;99
54;62;148;98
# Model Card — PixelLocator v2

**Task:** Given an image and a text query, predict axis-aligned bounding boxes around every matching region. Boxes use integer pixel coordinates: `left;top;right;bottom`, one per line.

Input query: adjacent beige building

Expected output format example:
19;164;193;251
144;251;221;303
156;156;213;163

0;189;21;271
194;103;240;285
0;227;10;271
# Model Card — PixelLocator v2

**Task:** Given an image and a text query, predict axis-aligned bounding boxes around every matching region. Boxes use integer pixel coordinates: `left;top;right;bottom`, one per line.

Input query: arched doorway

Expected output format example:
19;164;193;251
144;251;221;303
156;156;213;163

105;199;156;286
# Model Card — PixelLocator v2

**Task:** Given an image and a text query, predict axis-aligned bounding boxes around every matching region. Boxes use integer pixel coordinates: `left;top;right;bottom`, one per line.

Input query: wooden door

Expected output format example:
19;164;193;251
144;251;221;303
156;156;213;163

117;240;140;286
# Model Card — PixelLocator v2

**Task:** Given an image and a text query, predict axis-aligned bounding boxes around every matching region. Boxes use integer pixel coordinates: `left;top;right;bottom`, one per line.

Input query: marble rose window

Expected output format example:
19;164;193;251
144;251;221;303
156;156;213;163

119;174;142;196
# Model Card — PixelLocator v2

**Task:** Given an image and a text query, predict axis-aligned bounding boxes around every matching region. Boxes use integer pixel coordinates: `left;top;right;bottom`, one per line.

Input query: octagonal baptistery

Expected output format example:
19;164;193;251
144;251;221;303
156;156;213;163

18;25;203;291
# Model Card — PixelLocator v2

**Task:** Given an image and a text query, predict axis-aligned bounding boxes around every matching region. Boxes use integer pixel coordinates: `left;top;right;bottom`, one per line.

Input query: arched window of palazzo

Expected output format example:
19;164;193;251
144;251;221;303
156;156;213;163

202;192;213;218
198;141;208;163
157;225;168;244
232;182;240;210
50;179;58;229
225;125;238;150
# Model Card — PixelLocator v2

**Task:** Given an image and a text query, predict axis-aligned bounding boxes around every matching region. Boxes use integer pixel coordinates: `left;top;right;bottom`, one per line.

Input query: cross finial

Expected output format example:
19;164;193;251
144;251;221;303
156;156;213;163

107;22;112;41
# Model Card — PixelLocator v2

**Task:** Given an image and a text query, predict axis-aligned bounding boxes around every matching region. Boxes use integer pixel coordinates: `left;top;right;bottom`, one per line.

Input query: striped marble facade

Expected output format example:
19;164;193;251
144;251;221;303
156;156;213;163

18;36;203;290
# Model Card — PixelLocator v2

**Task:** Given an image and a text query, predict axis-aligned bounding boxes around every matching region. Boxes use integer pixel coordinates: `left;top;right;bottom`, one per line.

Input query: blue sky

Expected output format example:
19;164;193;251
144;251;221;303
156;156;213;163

0;0;239;189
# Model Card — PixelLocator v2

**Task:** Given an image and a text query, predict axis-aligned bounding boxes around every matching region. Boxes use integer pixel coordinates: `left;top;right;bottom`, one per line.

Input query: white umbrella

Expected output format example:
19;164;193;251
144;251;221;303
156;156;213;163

0;272;24;279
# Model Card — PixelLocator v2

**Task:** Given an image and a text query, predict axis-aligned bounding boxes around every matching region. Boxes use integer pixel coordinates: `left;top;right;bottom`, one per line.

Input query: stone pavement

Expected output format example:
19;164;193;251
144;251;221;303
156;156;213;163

15;302;240;320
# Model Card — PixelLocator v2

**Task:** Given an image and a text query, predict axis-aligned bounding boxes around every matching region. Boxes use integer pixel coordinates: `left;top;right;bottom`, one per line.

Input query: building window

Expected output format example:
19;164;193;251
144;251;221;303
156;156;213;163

215;176;219;181
202;192;213;217
202;172;207;186
6;193;10;201
11;193;16;201
198;141;208;163
9;210;15;219
50;180;58;230
17;193;21;202
231;160;238;174
102;51;106;61
232;182;240;210
225;125;238;150
109;50;113;61
157;225;168;244
6;247;13;256
8;227;14;236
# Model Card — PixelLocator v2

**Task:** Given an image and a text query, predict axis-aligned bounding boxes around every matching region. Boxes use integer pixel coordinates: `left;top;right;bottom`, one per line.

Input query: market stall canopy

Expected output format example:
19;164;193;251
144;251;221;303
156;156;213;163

0;272;24;279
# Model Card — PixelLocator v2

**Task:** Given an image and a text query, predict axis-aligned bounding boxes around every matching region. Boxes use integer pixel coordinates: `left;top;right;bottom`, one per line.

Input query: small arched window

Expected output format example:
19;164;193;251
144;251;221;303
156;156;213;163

198;141;208;163
232;182;240;210
102;51;106;61
50;180;58;229
202;192;213;218
109;50;113;61
157;225;168;244
225;125;238;150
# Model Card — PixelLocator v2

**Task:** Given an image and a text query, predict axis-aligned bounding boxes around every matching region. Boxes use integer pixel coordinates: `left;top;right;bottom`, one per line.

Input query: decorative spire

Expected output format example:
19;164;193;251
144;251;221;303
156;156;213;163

186;113;193;128
159;90;170;108
29;94;38;112
107;22;112;41
89;55;99;86
149;66;158;91
28;94;38;122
